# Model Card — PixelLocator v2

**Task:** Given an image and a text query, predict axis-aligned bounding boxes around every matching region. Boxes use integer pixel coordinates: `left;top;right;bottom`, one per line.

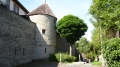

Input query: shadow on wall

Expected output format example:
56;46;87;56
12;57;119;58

55;34;70;54
33;24;56;60
75;48;83;61
33;24;48;60
34;25;47;46
55;33;76;56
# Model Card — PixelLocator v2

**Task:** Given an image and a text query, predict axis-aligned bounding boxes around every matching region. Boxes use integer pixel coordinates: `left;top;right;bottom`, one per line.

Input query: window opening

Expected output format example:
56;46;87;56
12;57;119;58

42;29;45;34
45;48;46;53
23;48;25;56
6;0;10;9
15;47;16;55
14;4;19;14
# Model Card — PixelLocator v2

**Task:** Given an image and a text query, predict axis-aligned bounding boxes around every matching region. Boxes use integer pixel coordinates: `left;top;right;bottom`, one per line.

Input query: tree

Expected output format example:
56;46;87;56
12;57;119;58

78;37;89;53
57;14;88;56
89;0;120;38
78;37;97;61
103;38;120;67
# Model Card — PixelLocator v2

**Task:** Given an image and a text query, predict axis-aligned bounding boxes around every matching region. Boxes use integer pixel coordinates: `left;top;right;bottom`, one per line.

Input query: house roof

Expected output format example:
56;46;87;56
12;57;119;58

12;0;29;13
27;3;56;18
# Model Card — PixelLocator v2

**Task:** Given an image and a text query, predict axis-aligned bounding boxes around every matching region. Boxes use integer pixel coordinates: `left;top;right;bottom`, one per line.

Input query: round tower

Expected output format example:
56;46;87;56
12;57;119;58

27;3;57;59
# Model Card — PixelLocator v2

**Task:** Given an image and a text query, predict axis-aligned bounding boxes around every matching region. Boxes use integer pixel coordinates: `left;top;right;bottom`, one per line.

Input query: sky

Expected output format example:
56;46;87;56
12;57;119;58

18;0;94;41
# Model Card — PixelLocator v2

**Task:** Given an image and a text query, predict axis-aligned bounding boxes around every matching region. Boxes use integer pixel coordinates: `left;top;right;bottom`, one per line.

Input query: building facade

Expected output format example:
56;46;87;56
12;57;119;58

0;0;28;15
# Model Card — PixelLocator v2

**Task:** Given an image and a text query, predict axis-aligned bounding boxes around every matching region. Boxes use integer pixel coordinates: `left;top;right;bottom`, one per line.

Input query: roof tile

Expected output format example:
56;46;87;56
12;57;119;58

27;3;56;18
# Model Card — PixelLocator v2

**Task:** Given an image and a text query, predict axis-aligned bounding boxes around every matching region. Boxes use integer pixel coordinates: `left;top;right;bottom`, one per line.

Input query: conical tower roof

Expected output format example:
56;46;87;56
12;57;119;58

27;3;56;18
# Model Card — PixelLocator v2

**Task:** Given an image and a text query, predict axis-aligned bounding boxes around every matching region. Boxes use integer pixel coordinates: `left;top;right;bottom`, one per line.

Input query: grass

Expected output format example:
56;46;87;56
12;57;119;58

92;61;102;65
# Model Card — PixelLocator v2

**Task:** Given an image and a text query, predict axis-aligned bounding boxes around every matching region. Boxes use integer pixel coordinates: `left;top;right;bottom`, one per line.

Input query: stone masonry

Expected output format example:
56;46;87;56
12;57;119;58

0;4;75;67
0;5;35;67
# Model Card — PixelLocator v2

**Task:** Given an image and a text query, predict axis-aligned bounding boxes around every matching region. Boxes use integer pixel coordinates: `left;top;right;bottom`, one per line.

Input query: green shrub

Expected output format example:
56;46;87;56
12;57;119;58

92;61;102;65
86;52;95;62
103;38;120;67
49;53;76;62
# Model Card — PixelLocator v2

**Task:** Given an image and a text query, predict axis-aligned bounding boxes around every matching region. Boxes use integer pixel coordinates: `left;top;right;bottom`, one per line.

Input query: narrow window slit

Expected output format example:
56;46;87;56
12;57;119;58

45;48;46;53
42;29;45;34
23;48;25;56
15;47;16;55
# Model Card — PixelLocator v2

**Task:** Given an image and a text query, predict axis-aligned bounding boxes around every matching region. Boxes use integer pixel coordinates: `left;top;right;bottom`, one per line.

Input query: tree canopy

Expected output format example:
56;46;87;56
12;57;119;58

89;0;120;38
89;0;120;66
57;14;88;56
78;37;100;61
57;14;88;44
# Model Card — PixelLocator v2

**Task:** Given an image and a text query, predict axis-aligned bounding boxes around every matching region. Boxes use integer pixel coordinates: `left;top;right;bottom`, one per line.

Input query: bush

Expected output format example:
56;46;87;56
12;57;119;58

49;53;76;62
92;61;102;65
103;38;120;67
86;52;95;62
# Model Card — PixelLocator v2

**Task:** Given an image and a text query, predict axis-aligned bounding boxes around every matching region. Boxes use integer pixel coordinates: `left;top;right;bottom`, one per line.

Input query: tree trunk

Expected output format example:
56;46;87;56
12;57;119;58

70;44;72;56
116;30;119;38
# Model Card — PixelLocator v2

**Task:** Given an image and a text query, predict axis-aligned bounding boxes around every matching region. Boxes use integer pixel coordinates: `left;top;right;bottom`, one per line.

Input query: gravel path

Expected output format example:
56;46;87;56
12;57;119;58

16;61;102;67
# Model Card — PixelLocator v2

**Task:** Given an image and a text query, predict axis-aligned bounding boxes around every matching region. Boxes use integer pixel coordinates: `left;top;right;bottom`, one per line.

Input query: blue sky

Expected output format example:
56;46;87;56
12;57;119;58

18;0;94;41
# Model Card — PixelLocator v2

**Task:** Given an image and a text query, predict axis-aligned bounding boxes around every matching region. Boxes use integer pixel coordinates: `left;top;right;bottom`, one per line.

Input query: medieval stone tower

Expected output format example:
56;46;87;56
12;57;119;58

27;3;57;59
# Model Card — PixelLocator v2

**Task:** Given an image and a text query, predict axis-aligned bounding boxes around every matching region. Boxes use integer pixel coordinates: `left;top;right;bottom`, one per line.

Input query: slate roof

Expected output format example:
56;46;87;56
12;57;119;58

27;3;56;18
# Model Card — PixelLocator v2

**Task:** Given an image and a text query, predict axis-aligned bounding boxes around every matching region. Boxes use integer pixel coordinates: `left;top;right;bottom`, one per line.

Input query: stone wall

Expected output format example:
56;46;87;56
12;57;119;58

29;14;56;60
29;15;56;46
0;5;35;67
56;34;75;55
56;34;70;53
33;45;55;60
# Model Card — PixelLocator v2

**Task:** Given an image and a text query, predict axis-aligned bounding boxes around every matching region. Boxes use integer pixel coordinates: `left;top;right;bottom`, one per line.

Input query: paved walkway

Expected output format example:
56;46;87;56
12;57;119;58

16;61;102;67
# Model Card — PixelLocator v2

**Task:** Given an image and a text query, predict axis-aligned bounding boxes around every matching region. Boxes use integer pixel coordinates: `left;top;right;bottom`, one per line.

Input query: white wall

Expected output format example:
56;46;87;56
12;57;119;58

9;0;13;11
29;14;56;59
19;8;26;15
30;15;56;46
1;0;27;15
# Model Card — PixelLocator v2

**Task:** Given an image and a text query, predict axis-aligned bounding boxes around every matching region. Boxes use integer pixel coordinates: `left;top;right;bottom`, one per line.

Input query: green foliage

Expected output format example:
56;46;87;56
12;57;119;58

86;51;95;61
78;37;97;61
103;38;120;67
49;53;76;62
78;37;89;53
89;0;120;38
57;14;88;44
92;61;102;65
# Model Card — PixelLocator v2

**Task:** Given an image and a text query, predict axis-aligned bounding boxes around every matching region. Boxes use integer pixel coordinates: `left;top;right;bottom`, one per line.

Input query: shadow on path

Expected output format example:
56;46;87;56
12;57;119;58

16;60;102;67
16;60;59;67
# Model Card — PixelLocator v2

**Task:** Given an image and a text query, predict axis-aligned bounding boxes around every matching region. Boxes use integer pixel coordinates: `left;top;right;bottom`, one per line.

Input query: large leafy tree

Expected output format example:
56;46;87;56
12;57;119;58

89;0;120;38
57;14;88;56
89;0;120;66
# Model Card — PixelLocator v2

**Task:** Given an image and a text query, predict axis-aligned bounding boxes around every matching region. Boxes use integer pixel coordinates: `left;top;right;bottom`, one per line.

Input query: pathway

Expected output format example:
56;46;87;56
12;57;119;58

16;61;102;67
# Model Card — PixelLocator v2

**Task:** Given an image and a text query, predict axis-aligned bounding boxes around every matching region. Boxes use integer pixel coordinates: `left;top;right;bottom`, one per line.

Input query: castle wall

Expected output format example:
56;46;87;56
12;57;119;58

55;34;70;53
0;5;35;67
33;45;55;60
29;15;56;45
56;34;75;55
29;15;56;59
